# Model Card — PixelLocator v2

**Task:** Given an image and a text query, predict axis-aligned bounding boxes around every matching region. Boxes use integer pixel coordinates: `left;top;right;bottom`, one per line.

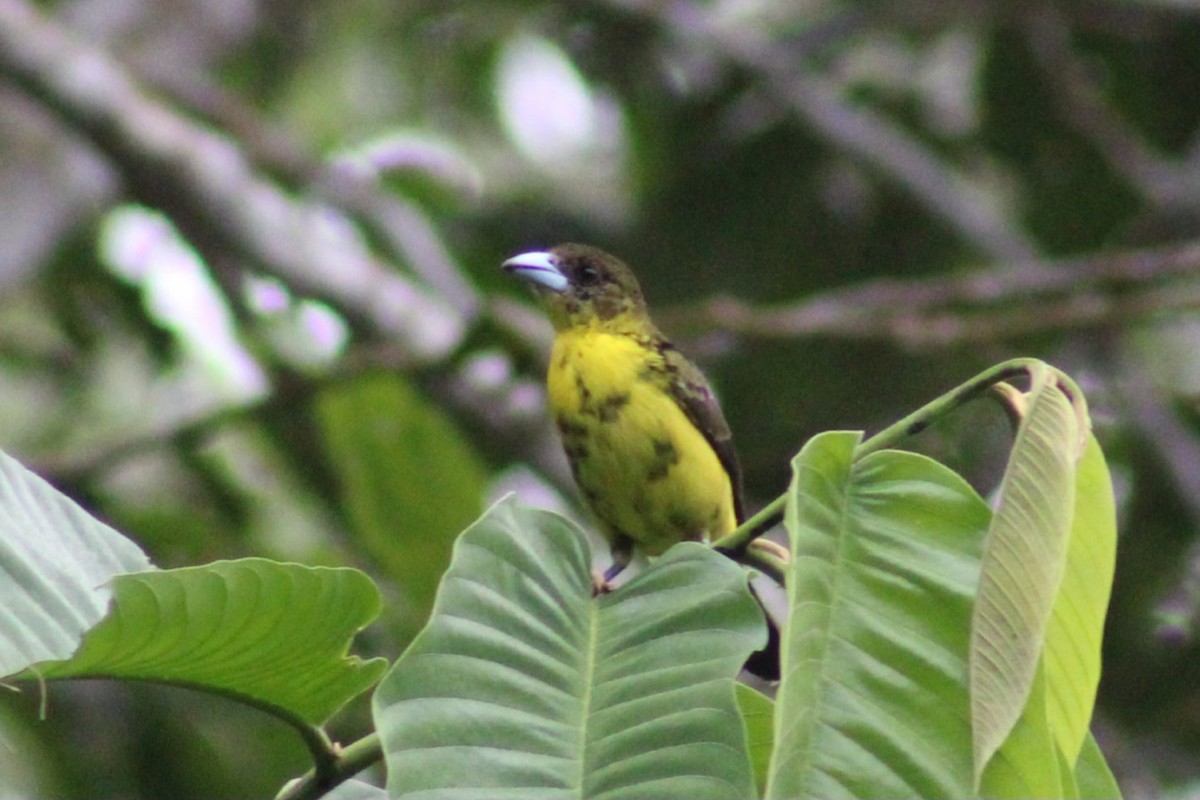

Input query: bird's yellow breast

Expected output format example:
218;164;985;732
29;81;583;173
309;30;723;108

547;326;736;555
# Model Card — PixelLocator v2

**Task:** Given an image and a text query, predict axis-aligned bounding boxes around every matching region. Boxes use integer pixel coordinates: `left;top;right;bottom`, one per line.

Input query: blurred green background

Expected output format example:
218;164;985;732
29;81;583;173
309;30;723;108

1;0;1198;796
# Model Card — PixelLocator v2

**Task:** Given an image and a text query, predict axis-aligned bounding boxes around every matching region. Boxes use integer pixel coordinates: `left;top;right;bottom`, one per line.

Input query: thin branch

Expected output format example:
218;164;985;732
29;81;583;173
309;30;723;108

657;238;1200;348
599;0;1038;262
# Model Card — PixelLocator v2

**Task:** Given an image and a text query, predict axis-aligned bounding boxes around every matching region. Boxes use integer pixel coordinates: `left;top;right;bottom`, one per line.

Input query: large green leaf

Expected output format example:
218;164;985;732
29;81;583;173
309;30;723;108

766;431;989;799
1044;435;1117;764
33;559;387;725
1074;732;1123;799
736;683;774;798
970;370;1083;784
373;495;764;799
317;373;488;632
976;659;1064;798
0;449;152;678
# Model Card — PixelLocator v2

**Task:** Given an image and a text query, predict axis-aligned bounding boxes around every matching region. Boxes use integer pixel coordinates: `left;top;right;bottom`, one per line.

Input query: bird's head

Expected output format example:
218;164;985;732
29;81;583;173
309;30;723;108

502;243;649;332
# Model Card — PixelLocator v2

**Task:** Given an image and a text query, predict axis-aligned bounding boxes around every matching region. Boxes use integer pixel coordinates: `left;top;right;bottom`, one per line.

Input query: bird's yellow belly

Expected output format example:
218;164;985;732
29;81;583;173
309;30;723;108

548;330;736;555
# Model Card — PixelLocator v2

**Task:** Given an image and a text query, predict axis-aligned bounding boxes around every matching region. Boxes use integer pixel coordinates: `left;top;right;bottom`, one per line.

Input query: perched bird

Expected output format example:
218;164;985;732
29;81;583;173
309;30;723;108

502;243;779;679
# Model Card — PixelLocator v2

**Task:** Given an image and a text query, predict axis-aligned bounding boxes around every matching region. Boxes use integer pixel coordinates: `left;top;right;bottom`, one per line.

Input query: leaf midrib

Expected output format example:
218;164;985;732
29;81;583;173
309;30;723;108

577;593;601;798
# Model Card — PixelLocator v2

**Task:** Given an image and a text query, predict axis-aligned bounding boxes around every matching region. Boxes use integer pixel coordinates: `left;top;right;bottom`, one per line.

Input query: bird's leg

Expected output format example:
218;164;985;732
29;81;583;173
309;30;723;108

594;536;634;595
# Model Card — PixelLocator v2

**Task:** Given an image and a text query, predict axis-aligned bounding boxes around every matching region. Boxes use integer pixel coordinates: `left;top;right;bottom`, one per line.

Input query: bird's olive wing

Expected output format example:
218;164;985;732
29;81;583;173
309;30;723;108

662;343;746;524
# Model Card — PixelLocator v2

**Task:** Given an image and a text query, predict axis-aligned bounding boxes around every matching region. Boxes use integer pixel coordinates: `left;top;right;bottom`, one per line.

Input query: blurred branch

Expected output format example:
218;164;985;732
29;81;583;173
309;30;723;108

1025;7;1200;210
31;335;565;492
143;69;483;319
0;0;463;364
657;238;1200;348
1116;342;1200;638
601;0;1039;262
0;0;571;487
30;380;293;482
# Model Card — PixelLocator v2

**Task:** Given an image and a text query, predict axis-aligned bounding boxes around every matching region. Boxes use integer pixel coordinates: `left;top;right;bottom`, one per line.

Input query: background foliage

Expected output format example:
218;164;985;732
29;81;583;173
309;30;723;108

0;0;1196;796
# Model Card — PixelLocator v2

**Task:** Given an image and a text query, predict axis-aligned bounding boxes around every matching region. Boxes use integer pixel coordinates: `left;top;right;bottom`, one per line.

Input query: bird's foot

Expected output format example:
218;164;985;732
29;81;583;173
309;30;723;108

591;571;612;596
592;560;628;596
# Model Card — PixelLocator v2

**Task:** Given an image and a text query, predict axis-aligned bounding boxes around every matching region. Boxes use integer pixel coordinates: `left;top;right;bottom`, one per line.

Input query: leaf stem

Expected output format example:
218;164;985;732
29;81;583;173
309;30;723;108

276;732;383;800
713;493;787;557
715;357;1063;562
853;357;1047;459
297;723;340;785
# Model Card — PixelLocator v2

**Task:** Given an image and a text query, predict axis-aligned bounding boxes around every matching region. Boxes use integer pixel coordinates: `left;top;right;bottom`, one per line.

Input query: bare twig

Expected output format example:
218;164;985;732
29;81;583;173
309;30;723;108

657;238;1200;348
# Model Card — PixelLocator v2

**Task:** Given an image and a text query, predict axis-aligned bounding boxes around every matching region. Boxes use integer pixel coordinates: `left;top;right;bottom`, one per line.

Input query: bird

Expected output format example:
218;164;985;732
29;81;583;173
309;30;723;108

502;243;780;680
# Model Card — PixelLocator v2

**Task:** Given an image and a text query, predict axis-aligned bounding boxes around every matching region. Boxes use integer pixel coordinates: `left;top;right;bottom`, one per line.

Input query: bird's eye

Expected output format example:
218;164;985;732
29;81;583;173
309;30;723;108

577;265;600;286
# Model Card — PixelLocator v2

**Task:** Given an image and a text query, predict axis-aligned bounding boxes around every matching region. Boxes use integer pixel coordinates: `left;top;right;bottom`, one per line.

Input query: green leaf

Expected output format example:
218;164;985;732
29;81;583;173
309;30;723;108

33;559;388;725
1074;733;1122;799
767;431;989;799
1060;745;1082;800
317;373;488;632
0;449;152;678
970;370;1083;784
373;495;764;799
736;683;774;798
977;659;1064;799
308;779;388;800
1044;435;1117;764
